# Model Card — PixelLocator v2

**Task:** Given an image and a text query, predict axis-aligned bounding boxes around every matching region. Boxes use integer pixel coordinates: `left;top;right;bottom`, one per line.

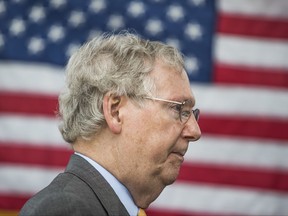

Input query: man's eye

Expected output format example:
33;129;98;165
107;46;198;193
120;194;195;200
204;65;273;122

181;110;191;118
170;104;182;112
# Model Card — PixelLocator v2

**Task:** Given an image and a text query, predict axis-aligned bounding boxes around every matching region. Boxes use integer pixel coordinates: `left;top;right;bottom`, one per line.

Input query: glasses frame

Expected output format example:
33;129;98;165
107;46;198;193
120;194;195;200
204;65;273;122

144;97;200;123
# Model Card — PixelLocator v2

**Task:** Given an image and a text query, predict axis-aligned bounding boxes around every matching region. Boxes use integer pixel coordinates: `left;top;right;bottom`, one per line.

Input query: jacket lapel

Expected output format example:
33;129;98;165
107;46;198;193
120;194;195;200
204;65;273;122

65;154;129;216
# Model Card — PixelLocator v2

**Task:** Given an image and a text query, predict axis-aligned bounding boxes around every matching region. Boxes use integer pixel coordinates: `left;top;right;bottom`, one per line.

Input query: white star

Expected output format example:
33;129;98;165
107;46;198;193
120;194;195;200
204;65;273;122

27;37;45;54
185;22;202;40
29;6;45;23
50;0;66;9
90;0;106;13
9;18;26;36
145;19;164;36
0;33;4;49
12;0;24;3
189;0;206;6
48;25;65;42
88;29;103;40
0;1;6;16
185;56;199;74
127;1;145;17
166;5;185;22
107;15;125;30
69;11;85;27
66;43;81;57
166;38;181;50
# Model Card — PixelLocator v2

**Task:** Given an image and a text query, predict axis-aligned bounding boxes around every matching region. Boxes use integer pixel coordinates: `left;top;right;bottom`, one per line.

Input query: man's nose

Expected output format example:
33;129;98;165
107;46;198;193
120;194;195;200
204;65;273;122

181;115;201;141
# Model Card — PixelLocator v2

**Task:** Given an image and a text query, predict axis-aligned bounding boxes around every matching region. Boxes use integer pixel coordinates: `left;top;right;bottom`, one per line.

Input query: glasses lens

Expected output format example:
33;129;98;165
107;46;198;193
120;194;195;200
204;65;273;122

193;109;200;121
180;101;193;123
181;107;200;123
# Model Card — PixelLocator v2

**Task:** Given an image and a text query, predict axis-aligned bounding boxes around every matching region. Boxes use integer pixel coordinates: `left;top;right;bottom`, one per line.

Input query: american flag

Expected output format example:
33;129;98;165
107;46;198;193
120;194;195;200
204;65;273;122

1;0;288;215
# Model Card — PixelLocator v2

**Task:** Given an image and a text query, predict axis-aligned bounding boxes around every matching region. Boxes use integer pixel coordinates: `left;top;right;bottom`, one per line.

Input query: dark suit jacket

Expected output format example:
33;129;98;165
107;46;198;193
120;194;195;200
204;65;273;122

19;154;130;216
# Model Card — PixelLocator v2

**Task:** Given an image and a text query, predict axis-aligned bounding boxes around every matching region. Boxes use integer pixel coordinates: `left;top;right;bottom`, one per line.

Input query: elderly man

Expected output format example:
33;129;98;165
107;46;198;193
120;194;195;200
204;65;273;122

20;32;201;216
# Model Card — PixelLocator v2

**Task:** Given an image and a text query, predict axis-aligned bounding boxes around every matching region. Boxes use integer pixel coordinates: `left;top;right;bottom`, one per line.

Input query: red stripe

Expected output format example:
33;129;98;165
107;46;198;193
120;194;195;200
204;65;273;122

0;194;29;210
218;13;288;39
199;114;288;140
147;208;244;216
179;162;288;192
2;143;288;192
0;196;245;216
0;91;57;116
214;63;288;88
2;92;288;140
0;194;243;216
0;142;72;167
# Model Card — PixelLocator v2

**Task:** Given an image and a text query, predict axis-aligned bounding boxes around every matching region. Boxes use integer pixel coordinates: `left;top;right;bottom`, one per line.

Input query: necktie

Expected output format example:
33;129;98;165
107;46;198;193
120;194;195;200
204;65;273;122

137;208;147;216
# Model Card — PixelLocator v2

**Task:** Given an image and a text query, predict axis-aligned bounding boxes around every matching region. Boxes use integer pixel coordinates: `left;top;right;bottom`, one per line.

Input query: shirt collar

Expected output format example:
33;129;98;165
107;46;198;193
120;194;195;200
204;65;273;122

75;152;139;216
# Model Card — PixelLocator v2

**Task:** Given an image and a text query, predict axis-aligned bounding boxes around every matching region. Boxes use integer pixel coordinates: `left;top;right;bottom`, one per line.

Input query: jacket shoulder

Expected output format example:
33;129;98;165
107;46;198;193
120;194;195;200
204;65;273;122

20;169;107;215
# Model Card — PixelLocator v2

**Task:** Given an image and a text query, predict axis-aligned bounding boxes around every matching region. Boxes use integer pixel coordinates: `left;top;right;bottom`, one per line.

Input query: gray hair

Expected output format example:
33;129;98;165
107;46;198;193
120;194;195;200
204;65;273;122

58;32;185;143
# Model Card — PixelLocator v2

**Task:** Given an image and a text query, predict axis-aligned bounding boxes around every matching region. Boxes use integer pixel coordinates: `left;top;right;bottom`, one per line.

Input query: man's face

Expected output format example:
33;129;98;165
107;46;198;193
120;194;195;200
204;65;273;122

119;61;201;192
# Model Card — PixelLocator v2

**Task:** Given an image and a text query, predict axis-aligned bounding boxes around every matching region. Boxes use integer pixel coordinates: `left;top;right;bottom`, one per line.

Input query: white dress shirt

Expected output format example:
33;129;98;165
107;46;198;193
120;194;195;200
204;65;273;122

75;152;139;216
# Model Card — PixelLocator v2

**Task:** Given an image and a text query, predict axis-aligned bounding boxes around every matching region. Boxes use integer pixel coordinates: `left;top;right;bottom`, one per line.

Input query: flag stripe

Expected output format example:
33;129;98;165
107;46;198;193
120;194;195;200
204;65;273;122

3;85;288;117
218;13;288;39
214;63;288;87
2;69;288;118
2;89;288;141
179;162;288;192
0;194;29;211
0;115;64;145
0;62;64;94
192;84;288;118
0;92;58;117
186;136;288;170
2;112;287;141
0;143;71;167
0;165;62;194
2;144;288;192
2;169;288;215
218;0;288;19
147;208;227;216
215;35;288;69
2;136;288;170
0;144;288;191
151;182;288;216
200;115;288;140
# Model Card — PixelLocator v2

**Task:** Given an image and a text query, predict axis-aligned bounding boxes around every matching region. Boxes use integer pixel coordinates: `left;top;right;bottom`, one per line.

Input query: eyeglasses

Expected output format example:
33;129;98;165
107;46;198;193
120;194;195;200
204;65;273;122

145;97;200;124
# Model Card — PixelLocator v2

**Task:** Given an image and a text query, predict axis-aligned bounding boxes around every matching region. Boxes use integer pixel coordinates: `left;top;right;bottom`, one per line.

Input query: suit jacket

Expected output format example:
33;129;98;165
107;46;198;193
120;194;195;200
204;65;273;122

19;154;130;216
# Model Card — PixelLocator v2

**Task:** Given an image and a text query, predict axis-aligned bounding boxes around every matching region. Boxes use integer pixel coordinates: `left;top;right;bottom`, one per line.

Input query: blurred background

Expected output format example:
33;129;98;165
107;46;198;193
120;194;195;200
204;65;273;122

0;0;288;215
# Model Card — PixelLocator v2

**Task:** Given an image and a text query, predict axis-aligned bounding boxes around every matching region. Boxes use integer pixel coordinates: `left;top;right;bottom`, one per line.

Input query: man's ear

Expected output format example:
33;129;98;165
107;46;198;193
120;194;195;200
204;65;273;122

103;92;123;134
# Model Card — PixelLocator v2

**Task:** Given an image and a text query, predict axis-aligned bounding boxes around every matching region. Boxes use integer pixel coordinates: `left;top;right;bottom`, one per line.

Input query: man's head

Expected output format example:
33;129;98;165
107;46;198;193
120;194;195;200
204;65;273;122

59;32;185;143
58;32;201;208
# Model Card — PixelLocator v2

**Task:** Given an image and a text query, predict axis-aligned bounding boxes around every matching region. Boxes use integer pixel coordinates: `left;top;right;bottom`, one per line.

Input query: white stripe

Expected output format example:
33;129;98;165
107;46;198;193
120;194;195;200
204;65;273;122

186;135;288;170
151;182;288;215
0;61;65;94
219;0;288;19
192;83;288;118
1;165;288;215
215;35;288;69
0;165;62;195
0;114;67;147
1;115;287;171
1;62;288;119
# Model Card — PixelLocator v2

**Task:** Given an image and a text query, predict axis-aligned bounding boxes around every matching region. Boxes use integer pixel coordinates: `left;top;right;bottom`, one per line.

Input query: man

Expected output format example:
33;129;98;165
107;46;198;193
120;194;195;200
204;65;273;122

20;32;201;216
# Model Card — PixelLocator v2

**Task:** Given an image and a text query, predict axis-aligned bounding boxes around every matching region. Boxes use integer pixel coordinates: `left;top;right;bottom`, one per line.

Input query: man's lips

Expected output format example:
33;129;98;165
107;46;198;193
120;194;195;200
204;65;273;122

172;148;187;157
171;151;185;162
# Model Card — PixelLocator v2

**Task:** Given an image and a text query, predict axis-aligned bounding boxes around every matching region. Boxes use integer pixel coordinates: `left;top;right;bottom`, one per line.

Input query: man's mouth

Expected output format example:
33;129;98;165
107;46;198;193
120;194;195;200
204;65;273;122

171;152;185;162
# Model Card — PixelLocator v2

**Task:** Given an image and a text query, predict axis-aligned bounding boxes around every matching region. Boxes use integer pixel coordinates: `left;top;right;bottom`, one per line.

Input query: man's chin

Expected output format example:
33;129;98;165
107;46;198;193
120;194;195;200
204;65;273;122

162;169;181;185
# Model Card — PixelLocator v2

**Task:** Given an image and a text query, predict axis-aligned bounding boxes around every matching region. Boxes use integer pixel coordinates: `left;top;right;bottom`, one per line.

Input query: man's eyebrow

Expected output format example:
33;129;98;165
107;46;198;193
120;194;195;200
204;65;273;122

186;99;195;107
